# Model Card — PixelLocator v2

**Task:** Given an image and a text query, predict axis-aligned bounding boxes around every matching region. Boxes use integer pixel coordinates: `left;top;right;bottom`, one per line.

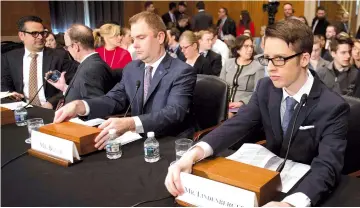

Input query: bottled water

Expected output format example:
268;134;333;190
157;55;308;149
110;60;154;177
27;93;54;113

14;104;27;126
144;132;160;163
106;129;122;159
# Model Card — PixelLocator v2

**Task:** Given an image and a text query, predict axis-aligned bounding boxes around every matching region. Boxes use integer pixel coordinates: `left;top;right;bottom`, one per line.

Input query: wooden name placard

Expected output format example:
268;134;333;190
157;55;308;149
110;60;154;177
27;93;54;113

176;157;281;207
1;107;15;125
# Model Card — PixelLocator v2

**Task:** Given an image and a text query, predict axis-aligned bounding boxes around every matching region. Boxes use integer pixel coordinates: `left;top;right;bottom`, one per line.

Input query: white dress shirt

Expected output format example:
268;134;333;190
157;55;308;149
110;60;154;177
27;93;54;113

23;47;46;105
211;39;230;67
82;52;167;134
193;70;314;207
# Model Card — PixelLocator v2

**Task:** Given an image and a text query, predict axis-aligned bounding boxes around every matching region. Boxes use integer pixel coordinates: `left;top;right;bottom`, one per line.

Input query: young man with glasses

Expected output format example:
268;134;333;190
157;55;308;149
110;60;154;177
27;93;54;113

1;16;78;109
165;19;349;207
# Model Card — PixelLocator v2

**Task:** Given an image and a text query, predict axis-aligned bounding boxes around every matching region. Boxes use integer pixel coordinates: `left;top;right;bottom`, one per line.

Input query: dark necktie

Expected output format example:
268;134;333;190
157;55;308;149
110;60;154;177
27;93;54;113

28;53;41;106
282;97;297;135
143;65;153;102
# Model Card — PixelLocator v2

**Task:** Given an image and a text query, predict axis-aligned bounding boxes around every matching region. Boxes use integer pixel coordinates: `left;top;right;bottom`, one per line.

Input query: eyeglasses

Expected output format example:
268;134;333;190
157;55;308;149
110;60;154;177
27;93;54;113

180;44;193;51
21;31;49;38
243;44;254;50
258;52;303;67
63;43;75;51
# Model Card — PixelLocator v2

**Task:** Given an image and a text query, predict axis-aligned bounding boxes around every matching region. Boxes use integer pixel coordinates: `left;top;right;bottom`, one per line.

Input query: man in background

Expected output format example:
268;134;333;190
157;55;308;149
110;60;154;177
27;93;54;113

162;2;177;28
192;1;213;32
311;6;329;37
144;1;155;13
216;7;236;41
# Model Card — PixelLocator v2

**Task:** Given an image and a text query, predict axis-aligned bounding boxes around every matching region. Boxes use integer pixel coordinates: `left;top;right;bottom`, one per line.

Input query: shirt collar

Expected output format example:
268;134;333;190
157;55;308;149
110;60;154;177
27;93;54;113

198;9;205;12
144;52;166;70
200;50;208;57
282;70;314;103
24;47;43;58
81;52;97;63
221;17;227;23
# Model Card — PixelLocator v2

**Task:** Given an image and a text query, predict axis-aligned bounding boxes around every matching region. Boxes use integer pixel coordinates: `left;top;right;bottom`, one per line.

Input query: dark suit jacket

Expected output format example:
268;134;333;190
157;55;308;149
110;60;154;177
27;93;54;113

193;55;211;75
175;47;186;62
201;72;349;205
1;47;78;107
64;53;116;104
162;12;177;28
191;11;213;32
84;53;197;137
353;71;360;98
204;50;222;76
216;17;237;38
311;18;329;36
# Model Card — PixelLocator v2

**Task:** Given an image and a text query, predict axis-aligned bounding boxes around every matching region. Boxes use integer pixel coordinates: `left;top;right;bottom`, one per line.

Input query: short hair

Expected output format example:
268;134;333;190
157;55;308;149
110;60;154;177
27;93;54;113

67;24;95;50
178;1;187;7
220;7;228;15
207;26;217;36
265;19;313;54
47;32;56;40
317;6;326;12
196;1;205;10
179;30;199;49
17;16;43;31
284;2;293;8
232;35;254;59
168;27;181;42
330;33;353;52
169;2;176;10
144;1;153;9
129;11;168;46
327;25;337;33
178;14;189;21
195;30;212;40
313;35;321;45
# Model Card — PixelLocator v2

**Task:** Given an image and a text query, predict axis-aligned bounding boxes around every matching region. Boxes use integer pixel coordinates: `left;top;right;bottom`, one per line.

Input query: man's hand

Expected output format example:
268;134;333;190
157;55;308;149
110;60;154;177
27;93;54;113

229;101;244;109
263;202;293;207
45;71;68;92
9;92;24;101
53;100;85;123
94;117;136;150
42;101;53;109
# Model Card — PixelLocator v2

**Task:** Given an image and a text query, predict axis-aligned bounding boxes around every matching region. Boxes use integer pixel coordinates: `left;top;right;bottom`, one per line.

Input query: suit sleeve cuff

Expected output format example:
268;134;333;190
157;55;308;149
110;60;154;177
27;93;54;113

79;100;90;116
132;116;144;134
186;141;214;163
282;192;311;207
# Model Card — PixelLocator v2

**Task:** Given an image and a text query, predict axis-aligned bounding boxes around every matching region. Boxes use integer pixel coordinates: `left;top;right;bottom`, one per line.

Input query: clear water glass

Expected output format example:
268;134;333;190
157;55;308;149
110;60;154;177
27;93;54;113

25;118;44;144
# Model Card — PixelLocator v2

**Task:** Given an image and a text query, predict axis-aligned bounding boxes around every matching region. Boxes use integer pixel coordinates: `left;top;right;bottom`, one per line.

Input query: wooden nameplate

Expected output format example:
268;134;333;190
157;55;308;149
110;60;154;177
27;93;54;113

1;107;15;125
176;157;281;207
38;122;101;155
28;149;82;167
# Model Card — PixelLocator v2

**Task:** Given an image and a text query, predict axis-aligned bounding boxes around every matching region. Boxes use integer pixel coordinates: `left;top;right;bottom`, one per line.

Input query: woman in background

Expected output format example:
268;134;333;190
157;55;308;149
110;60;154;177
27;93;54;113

179;31;211;75
236;10;255;37
45;32;57;49
221;35;264;118
93;24;132;70
119;27;136;60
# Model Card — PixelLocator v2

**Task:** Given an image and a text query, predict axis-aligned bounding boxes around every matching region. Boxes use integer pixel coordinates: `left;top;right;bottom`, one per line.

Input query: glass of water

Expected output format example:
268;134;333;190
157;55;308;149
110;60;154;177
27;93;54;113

25;118;44;144
175;138;193;161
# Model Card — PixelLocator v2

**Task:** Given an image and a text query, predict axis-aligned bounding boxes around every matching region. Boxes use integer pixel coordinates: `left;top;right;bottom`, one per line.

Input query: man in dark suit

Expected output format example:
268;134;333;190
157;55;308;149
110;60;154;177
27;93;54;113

191;1;213;32
165;19;349;207
54;12;196;150
162;2;177;28
174;1;187;20
166;27;185;62
1;16;78;109
336;12;350;34
198;30;222;76
46;24;116;106
311;6;329;37
216;7;236;40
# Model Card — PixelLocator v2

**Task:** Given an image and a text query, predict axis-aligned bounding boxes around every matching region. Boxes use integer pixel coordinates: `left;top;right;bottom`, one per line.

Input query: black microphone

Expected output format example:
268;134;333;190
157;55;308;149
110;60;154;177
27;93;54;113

123;80;141;118
276;94;308;172
22;76;52;109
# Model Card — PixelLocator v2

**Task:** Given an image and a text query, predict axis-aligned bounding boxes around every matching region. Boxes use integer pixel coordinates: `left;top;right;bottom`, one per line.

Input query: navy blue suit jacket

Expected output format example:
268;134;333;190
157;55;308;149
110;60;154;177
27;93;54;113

201;71;349;205
85;53;197;137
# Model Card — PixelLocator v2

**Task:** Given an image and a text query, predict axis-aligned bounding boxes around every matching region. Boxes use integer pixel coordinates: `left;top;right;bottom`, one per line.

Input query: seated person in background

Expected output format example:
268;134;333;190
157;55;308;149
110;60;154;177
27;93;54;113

119;27;137;60
210;27;230;67
317;34;358;96
221;35;264;118
179;31;211;74
351;38;360;70
196;30;222;76
53;11;196;149
309;35;329;71
165;19;350;207
176;14;191;36
45;32;57;49
93;23;132;70
1;15;78;109
166;27;186;61
47;24;116;107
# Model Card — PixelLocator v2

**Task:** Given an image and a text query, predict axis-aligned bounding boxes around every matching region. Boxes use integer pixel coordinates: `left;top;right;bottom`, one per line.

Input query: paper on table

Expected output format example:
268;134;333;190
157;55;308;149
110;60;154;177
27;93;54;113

0;91;12;99
69;117;105;127
226;143;310;193
0;101;33;110
114;131;142;145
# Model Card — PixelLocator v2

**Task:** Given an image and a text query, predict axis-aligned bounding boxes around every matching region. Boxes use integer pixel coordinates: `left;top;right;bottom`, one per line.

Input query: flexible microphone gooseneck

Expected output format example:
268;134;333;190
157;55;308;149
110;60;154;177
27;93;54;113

22;76;52;109
124;80;141;118
276;94;308;172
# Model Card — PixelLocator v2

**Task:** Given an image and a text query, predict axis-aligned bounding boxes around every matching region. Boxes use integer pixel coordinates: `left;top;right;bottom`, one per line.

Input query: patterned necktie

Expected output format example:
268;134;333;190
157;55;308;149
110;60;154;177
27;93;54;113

28;53;41;106
281;97;297;136
143;65;153;102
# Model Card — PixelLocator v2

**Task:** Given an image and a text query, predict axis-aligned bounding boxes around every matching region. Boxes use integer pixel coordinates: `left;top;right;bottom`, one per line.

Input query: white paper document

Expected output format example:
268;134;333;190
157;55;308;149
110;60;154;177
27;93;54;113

69;117;105;127
0;91;12;99
0;101;33;110
114;131;142;145
226;143;310;193
176;172;258;207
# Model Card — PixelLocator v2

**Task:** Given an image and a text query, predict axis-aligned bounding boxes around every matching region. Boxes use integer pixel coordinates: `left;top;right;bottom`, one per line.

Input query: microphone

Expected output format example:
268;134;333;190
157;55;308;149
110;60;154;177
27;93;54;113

22;77;51;109
276;94;308;172
123;80;141;118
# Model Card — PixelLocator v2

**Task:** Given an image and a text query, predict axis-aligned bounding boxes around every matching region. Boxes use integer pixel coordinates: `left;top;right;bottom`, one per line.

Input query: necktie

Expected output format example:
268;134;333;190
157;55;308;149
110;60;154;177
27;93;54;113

143;65;153;102
218;21;224;38
200;52;206;57
28;53;41;106
281;97;297;136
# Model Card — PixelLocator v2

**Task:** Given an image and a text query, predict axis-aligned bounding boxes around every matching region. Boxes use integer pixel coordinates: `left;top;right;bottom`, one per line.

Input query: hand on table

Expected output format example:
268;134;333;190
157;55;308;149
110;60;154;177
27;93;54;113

53;100;85;123
263;201;293;207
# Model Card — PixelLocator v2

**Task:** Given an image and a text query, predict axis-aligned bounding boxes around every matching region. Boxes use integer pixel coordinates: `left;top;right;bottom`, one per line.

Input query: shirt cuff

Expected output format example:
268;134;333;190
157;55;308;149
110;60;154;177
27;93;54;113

185;141;214;163
282;192;311;207
132;116;144;133
80;100;90;116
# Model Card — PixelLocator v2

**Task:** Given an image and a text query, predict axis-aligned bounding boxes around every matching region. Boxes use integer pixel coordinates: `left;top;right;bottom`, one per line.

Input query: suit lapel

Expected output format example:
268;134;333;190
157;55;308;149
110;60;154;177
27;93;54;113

137;62;145;113
143;55;170;106
17;49;25;91
268;86;283;146
42;48;53;92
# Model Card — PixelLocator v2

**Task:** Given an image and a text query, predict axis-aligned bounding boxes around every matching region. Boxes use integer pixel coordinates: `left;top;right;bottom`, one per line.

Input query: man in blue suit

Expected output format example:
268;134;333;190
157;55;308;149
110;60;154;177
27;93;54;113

54;11;196;150
165;19;349;206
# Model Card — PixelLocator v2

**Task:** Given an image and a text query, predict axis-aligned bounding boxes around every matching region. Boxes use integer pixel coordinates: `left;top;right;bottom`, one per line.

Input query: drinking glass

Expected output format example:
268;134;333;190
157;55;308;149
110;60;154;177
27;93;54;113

25;118;44;144
170;138;193;166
